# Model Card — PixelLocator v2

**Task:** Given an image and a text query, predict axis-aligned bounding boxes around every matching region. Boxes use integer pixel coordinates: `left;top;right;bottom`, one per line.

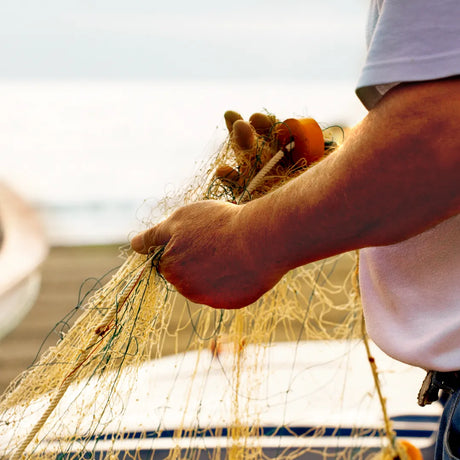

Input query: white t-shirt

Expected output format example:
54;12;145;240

356;0;460;371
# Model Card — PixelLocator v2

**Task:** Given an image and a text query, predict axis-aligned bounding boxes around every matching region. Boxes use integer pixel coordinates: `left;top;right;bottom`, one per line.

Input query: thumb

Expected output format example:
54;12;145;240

130;223;171;254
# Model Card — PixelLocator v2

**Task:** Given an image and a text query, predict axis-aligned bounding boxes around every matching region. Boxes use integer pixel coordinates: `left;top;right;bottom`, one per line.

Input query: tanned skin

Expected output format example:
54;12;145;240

131;78;460;309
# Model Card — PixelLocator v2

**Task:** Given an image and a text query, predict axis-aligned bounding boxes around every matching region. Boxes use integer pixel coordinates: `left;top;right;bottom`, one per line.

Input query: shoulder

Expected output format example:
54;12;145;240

356;0;460;109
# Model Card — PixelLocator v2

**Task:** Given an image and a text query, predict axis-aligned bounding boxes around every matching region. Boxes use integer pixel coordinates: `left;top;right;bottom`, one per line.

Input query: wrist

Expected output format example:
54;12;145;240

237;196;293;277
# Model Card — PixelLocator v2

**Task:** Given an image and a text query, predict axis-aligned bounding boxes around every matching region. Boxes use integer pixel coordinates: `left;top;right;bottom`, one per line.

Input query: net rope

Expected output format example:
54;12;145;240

0;115;411;460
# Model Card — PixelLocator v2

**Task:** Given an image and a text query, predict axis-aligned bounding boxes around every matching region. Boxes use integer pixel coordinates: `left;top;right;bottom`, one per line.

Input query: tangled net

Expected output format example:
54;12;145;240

0;112;418;460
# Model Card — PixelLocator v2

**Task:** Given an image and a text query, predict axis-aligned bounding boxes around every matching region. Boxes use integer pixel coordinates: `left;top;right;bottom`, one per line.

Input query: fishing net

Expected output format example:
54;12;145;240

0;112;422;459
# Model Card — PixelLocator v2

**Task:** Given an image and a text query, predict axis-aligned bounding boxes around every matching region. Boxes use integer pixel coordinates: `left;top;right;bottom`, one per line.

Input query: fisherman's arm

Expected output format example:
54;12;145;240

249;77;460;272
131;77;460;309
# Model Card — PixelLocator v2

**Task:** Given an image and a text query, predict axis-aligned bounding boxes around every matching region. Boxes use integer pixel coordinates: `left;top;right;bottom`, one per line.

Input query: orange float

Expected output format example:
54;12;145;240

398;439;424;460
276;117;324;165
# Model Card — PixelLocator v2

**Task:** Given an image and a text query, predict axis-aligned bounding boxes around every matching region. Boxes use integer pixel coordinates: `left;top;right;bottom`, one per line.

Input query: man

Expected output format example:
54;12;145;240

132;1;459;457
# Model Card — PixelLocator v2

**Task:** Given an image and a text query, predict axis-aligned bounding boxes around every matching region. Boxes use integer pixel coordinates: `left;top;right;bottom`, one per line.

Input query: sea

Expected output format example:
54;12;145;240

0;79;367;246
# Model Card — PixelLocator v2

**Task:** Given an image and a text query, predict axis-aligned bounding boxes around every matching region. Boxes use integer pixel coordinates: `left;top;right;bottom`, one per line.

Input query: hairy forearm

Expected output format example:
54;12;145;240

241;78;460;272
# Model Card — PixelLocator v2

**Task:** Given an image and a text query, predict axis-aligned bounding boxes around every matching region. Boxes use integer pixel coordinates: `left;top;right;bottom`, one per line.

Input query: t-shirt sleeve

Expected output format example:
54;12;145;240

356;0;460;109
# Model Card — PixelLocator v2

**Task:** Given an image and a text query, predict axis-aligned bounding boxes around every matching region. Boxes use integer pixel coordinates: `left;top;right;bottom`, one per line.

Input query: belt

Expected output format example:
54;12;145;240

418;370;460;406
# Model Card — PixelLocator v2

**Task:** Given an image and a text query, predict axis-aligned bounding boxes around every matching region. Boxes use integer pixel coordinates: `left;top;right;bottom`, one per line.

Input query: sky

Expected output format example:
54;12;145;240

0;0;368;81
0;0;370;244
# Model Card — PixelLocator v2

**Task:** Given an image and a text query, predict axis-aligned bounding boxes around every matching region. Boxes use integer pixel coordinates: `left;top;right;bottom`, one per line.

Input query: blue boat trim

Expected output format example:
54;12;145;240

67;421;437;444
391;414;440;423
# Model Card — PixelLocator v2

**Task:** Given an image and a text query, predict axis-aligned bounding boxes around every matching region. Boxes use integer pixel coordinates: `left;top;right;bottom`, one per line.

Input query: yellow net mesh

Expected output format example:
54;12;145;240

0;115;410;460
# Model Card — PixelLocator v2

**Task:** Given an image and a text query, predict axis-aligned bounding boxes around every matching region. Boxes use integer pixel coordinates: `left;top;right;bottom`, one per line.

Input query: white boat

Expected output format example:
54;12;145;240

0;340;442;459
0;182;48;339
0;187;442;459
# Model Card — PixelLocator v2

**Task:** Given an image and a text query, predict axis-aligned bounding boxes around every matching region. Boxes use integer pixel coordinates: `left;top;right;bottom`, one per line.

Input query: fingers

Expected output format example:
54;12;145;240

130;223;171;254
232;120;254;150
225;111;274;137
224;110;243;133
217;110;278;190
214;165;240;182
249;113;273;136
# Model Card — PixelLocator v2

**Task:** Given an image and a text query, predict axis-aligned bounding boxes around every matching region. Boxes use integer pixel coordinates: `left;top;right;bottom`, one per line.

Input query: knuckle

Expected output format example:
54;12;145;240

144;224;170;252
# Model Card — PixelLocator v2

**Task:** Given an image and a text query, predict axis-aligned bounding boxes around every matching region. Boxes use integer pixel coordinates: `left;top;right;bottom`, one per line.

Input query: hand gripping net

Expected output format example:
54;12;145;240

0;113;415;460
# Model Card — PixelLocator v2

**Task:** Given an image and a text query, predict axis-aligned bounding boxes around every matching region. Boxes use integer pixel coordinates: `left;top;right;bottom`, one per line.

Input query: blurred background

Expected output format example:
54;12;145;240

0;0;369;389
1;0;368;245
